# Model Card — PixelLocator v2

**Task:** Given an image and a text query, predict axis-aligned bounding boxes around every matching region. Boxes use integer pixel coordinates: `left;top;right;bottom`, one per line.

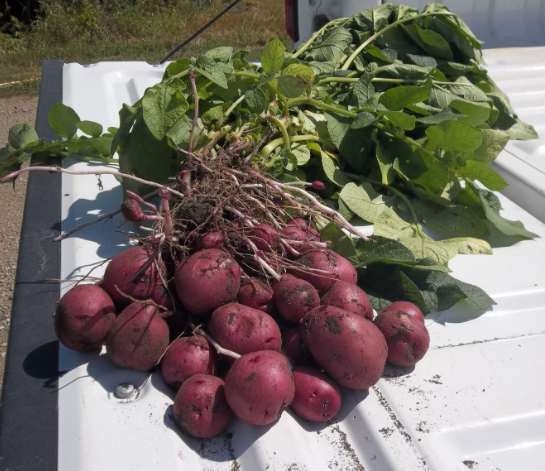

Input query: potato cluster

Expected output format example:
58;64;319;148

54;220;430;439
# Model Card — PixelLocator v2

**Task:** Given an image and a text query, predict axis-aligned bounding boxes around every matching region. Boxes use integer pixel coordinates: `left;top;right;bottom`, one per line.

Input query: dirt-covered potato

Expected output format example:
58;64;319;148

302;305;387;390
237;278;275;314
102;245;166;307
273;274;320;324
291;367;342;423
173;374;233;438
161;335;216;390
374;311;430;366
174;249;241;315
106;302;169;371
224;350;294;426
290;249;357;293
54;284;116;352
208;303;282;357
321;281;372;320
380;301;425;324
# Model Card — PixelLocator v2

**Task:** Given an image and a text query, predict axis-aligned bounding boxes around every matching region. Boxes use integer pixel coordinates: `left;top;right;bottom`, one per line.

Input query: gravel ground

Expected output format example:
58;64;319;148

0;95;39;394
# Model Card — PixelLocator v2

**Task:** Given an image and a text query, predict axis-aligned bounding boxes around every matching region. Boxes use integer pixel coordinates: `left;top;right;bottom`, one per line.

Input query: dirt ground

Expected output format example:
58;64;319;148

0;95;39;393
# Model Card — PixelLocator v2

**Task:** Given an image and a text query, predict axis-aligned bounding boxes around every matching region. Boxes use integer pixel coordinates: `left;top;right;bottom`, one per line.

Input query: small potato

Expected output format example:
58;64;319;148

106;302;169;371
55;284;116;352
237;279;275;315
281;326;312;366
273;274;320;324
321;281;372;320
380;301;425;324
102;245;166;307
291;249;357;293
161;335;216;390
291;367;342;423
250;224;279;252
224;350;294;426
173;375;233;438
374;311;430;366
302;305;387;390
208;303;282;356
175;249;241;315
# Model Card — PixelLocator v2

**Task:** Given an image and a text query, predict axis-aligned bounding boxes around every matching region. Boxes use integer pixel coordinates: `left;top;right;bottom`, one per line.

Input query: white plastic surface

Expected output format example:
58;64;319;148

296;0;545;49
483;47;545;223
58;59;545;471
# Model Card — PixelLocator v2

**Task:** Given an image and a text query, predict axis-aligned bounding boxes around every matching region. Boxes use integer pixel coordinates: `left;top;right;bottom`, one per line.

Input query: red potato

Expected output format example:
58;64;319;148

281;225;306;243
302;305;387;390
106;302;169;371
291;249;357;293
380;301;425;324
54;284;116;352
374;311;430;367
282;326;312;366
321;281;373;321
237;279;275;314
102;245;166;307
273;274;320;324
250;224;279;252
195;232;224;250
121;199;146;222
291;367;342;423
208;303;282;357
224;350;295;426
161;335;216;390
173;375;233;438
174;249;241;315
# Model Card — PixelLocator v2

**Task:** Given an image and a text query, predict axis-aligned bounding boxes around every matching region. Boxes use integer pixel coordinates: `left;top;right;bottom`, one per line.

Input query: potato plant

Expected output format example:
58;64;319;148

0;2;537;441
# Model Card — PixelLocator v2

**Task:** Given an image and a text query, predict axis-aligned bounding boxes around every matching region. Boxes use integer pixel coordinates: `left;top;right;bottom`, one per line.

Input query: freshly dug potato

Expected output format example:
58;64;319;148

173;374;233;438
237;279;275;314
380;301;425;324
224;350;294;426
302;305;387;390
250;223;279;252
54;284;116;352
291;249;357;293
282;326;312;366
291;367;342;423
102;245;166;307
374;311;430;366
195;232;224;250
106;302;169;371
174;249;241;315
321;281;373;320
273;274;320;323
161;335;216;390
208;303;281;357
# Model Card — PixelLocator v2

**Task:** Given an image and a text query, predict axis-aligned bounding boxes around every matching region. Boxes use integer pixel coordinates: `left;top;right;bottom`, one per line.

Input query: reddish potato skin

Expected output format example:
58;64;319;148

161;335;216;390
208;303;282;356
302;305;387;390
106;303;169;371
273;275;320;324
102;246;166;307
380;301;425;324
237;279;275;315
195;232;224;251
175;249;241;315
291;249;357;294
173;375;233;438
281;226;306;243
224;350;295;426
374;312;430;367
291;367;342;423
321;281;373;321
250;224;279;252
282;326;312;366
55;284;116;351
